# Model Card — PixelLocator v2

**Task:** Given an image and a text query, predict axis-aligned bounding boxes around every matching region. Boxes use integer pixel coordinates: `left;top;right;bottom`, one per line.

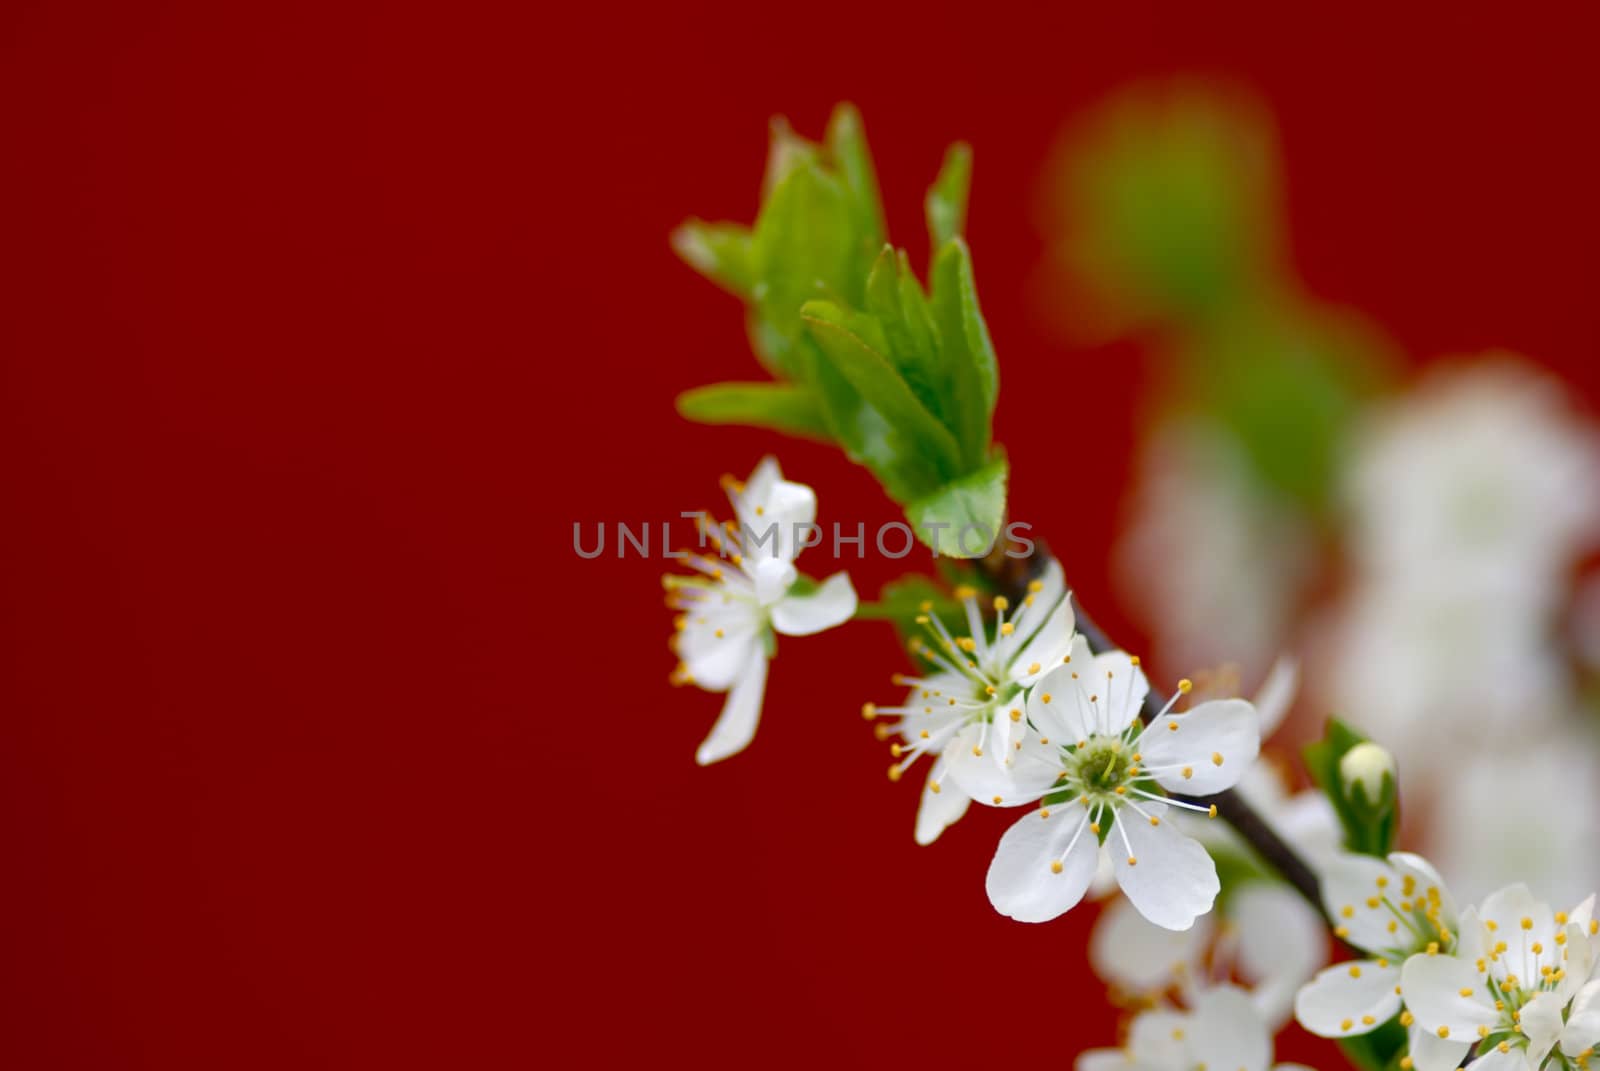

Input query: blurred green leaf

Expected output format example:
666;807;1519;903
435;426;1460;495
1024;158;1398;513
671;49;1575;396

903;453;1008;557
1047;81;1281;331
925;142;972;249
675;382;832;441
670;220;756;299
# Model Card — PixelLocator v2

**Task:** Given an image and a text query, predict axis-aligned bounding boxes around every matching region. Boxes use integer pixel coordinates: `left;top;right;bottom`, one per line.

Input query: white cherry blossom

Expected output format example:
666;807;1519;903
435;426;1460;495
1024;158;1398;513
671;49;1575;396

863;559;1075;844
666;457;856;765
983;647;1259;930
1078;985;1317;1071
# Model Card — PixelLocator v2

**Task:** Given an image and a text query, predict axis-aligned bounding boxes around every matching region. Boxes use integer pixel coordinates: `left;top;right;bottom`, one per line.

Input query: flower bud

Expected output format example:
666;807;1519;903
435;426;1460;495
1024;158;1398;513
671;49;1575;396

1338;741;1397;821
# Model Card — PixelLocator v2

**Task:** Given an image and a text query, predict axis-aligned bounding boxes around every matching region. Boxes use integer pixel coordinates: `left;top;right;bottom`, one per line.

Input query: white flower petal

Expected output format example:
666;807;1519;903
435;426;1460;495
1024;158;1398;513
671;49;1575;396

914;766;971;846
770;572;856;635
945;722;1056;807
693;646;769;765
676;607;762;691
994;558;1065;665
751;556;798;605
1026;638;1096;740
1231;882;1329;1028
1113;803;1220;931
1136;698;1258;795
1519;991;1565;1065
1186;986;1273;1071
1251;655;1299;738
1561;978;1600;1057
1479;883;1555;949
1087;649;1148;736
987;807;1100;923
1010;599;1076;688
1455;1047;1528;1071
1389;852;1458;930
1407;1023;1471;1071
1293;959;1400;1037
1398;952;1497;1034
1077;1050;1143;1071
1319;854;1402;954
1126;1009;1191;1069
1090;893;1212;992
737;474;816;564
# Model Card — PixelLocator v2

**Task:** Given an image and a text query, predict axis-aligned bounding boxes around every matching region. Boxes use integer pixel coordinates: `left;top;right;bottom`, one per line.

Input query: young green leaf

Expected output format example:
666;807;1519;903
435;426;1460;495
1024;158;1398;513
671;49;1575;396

925;142;972;250
1302;718;1399;858
670;219;756;299
930;238;999;468
801;299;964;485
675;382;833;441
902;453;1008;557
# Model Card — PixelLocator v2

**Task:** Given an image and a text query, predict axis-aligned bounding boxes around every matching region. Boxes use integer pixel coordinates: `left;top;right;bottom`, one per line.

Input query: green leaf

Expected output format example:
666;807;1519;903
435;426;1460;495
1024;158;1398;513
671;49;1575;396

801;299;964;488
675;382;832;441
749;162;859;378
925;141;972;249
1303;718;1398;858
903;453;1008;557
670;219;755;299
930;238;999;468
824;103;887;285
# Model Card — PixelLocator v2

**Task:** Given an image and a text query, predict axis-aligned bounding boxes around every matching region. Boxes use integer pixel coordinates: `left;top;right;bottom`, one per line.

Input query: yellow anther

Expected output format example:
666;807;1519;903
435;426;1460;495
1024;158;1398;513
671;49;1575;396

1557;911;1569;925
1335;926;1350;939
972;746;983;757
1400;1012;1415;1027
1387;921;1398;934
1521;917;1534;930
1178;679;1193;694
1009;708;1022;722
1340;1019;1353;1032
1556;932;1568;946
1041;692;1052;703
1531;942;1543;955
1211;752;1223;766
1367;897;1381;909
1126;856;1137;866
1437;1027;1450;1039
1028;580;1043;594
1341;905;1355;919
1363;1016;1376;1026
890;744;903;758
1377;876;1389;888
861;703;877;721
1114;785;1127;795
1498;1044;1510;1055
887;764;902;782
992;796;1003;805
1130;656;1141;666
1349;965;1362;978
1487;919;1499;932
1050;860;1063;874
1089;822;1100;834
1400;1060;1414;1070
1168;721;1179;732
929;781;941;794
1182;766;1193;779
1478;1026;1489;1039
1028;663;1041;675
1207;804;1217;818
1000;623;1015;636
1427;942;1439;956
1039;809;1049;818
1149;816;1160;827
1459;987;1473;997
873;724;890;741
713;628;724;638
993;596;1009;612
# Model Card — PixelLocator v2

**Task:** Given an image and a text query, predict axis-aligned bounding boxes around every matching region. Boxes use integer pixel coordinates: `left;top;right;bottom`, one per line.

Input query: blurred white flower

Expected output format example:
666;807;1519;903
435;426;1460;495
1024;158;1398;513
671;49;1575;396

1078;985;1315;1071
1118;422;1317;684
1091;881;1326;1029
1345;361;1600;596
666;456;857;765
864;559;1076;844
1431;725;1600;910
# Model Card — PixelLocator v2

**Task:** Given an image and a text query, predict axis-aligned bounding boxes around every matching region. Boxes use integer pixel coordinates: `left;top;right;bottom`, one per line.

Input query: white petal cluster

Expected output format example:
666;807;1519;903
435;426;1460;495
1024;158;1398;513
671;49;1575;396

868;573;1264;931
1079;985;1317;1071
666;457;856;765
1397;883;1599;1071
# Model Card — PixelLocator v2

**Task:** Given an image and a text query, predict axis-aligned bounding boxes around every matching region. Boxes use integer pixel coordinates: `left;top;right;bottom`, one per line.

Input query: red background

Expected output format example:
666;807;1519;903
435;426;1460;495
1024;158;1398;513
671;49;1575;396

2;2;1596;1066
